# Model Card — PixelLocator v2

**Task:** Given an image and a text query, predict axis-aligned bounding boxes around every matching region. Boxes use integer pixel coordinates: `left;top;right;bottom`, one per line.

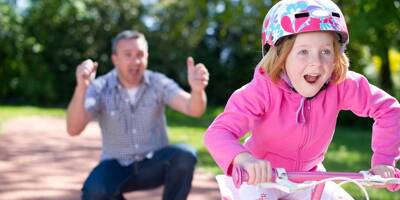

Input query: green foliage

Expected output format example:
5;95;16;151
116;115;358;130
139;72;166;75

0;0;399;105
0;0;274;105
0;2;27;101
338;0;400;94
18;0;146;104
336;110;373;129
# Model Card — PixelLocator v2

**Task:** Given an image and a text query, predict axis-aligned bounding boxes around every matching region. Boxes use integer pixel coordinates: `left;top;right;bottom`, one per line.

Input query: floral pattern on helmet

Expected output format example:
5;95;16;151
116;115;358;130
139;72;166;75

262;0;348;50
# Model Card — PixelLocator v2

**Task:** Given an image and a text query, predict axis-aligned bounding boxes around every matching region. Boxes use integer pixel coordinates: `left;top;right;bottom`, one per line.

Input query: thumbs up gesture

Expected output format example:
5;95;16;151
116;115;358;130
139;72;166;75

76;59;98;88
187;57;209;92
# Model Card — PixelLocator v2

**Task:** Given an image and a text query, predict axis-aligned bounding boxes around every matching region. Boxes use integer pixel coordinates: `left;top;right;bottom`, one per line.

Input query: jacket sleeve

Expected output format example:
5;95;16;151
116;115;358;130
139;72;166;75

339;71;400;167
204;77;269;175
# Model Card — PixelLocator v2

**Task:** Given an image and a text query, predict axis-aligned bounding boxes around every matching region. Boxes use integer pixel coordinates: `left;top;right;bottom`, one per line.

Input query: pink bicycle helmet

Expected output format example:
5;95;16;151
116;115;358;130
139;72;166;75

261;0;349;55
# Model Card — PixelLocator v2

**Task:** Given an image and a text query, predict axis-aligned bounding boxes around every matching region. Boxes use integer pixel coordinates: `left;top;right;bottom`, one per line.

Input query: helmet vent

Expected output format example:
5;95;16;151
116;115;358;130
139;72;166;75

295;12;310;18
332;12;340;17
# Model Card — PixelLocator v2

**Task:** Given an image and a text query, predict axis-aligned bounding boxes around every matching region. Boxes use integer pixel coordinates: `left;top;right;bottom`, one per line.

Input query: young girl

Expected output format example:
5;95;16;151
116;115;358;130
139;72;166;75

204;0;400;199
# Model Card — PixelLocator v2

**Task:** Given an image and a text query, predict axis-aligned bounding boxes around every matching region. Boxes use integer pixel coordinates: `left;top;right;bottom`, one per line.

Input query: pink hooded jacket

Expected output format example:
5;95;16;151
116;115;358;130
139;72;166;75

204;67;400;175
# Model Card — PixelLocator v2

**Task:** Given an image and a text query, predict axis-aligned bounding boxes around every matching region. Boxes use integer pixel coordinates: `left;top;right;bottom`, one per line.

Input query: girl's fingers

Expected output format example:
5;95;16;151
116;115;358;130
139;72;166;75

248;165;256;184
255;164;263;184
260;162;268;183
266;162;272;182
373;165;395;177
245;161;272;185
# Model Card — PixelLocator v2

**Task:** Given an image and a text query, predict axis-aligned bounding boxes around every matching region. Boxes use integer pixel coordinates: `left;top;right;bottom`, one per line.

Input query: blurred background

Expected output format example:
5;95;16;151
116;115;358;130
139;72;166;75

1;1;400;199
1;0;399;107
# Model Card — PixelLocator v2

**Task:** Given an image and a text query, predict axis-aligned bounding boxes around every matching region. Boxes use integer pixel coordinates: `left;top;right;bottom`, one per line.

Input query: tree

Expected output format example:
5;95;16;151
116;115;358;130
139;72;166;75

20;0;146;104
0;1;28;103
145;0;276;104
338;0;400;95
2;0;398;105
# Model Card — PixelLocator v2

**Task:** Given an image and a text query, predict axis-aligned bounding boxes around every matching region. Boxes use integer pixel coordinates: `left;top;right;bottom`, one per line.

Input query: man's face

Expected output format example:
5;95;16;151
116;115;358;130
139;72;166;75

112;38;148;88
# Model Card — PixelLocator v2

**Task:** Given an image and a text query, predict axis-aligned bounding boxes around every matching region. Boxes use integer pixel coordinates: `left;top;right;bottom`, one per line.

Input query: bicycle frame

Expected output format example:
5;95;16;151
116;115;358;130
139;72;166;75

224;165;400;200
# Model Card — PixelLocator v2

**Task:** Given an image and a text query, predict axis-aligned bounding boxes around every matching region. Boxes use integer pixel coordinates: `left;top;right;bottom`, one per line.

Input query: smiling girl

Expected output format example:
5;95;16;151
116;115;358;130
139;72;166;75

204;0;400;199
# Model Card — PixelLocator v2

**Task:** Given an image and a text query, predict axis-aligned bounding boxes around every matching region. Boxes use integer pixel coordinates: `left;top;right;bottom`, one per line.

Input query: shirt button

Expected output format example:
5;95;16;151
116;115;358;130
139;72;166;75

132;129;137;133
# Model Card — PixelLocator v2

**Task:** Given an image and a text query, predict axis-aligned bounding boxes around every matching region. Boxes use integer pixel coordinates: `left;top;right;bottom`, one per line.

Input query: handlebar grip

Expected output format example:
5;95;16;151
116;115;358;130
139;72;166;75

232;165;247;188
387;169;400;192
232;165;277;188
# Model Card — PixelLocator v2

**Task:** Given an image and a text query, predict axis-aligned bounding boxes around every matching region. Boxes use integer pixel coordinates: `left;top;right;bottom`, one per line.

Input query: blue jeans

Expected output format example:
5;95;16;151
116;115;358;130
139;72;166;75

81;144;197;200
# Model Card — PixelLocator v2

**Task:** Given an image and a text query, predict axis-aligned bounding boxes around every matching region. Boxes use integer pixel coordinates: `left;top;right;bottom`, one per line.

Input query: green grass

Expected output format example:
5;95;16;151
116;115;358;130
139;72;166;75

0;105;65;119
165;106;223;174
325;127;400;199
0;105;399;199
0;105;65;129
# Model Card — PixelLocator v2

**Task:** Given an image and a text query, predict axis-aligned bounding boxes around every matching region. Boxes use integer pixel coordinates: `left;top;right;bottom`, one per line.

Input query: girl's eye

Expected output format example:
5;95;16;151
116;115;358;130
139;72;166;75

298;49;308;55
321;49;332;55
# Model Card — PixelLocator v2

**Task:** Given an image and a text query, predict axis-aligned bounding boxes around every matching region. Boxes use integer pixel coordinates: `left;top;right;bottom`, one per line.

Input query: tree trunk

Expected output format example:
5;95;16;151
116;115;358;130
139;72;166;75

378;47;393;95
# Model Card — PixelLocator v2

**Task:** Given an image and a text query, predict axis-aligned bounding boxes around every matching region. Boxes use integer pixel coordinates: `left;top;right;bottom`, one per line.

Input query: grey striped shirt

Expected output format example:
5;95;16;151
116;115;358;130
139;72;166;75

85;69;182;166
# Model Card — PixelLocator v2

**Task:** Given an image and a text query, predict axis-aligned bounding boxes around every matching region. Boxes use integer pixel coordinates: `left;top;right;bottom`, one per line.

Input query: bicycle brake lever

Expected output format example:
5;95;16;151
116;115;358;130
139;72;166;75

359;171;387;186
273;168;300;192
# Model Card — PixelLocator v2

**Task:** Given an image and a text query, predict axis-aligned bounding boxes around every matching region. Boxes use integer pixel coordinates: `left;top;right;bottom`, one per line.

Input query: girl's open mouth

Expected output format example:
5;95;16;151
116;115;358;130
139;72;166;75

304;74;320;84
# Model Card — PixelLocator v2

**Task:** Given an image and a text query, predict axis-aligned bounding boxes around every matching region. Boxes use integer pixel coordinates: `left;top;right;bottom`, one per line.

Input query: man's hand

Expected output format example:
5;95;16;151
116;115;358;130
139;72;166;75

187;57;209;92
67;59;97;136
76;59;98;88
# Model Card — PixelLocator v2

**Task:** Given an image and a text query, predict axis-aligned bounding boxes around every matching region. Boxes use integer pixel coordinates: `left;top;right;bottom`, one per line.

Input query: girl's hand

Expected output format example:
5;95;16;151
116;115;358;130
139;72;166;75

233;152;272;185
370;165;396;188
371;165;395;178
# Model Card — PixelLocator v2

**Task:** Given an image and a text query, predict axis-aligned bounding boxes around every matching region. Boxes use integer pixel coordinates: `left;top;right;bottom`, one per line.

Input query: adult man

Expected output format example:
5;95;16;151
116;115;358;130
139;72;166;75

66;30;209;200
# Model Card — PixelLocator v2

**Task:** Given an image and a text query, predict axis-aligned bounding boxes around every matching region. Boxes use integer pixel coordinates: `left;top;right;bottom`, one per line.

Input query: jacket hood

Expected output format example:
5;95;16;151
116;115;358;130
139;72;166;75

253;65;297;95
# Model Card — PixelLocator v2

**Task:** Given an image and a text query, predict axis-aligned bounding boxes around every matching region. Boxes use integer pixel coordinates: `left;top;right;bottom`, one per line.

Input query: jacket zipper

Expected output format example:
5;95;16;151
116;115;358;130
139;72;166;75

295;99;311;170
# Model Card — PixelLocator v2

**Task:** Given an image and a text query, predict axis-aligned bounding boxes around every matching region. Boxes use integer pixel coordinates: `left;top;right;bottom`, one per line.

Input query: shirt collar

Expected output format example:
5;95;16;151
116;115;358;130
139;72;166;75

110;69;151;90
142;70;150;85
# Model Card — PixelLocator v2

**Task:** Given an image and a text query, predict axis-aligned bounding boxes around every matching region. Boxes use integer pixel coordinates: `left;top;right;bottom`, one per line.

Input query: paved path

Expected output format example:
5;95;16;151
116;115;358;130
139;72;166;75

0;117;220;200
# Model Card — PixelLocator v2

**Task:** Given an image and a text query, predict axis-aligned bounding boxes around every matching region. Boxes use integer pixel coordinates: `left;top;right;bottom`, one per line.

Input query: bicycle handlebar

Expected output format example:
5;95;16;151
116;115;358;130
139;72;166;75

232;165;400;192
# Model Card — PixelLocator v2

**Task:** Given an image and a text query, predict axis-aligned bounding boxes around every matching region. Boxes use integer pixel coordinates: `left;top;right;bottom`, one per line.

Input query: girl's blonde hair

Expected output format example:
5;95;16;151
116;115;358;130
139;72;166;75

259;33;349;84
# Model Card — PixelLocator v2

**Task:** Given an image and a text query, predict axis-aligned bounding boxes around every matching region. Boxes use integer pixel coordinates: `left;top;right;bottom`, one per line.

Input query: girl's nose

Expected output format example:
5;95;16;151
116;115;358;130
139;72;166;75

308;52;322;68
